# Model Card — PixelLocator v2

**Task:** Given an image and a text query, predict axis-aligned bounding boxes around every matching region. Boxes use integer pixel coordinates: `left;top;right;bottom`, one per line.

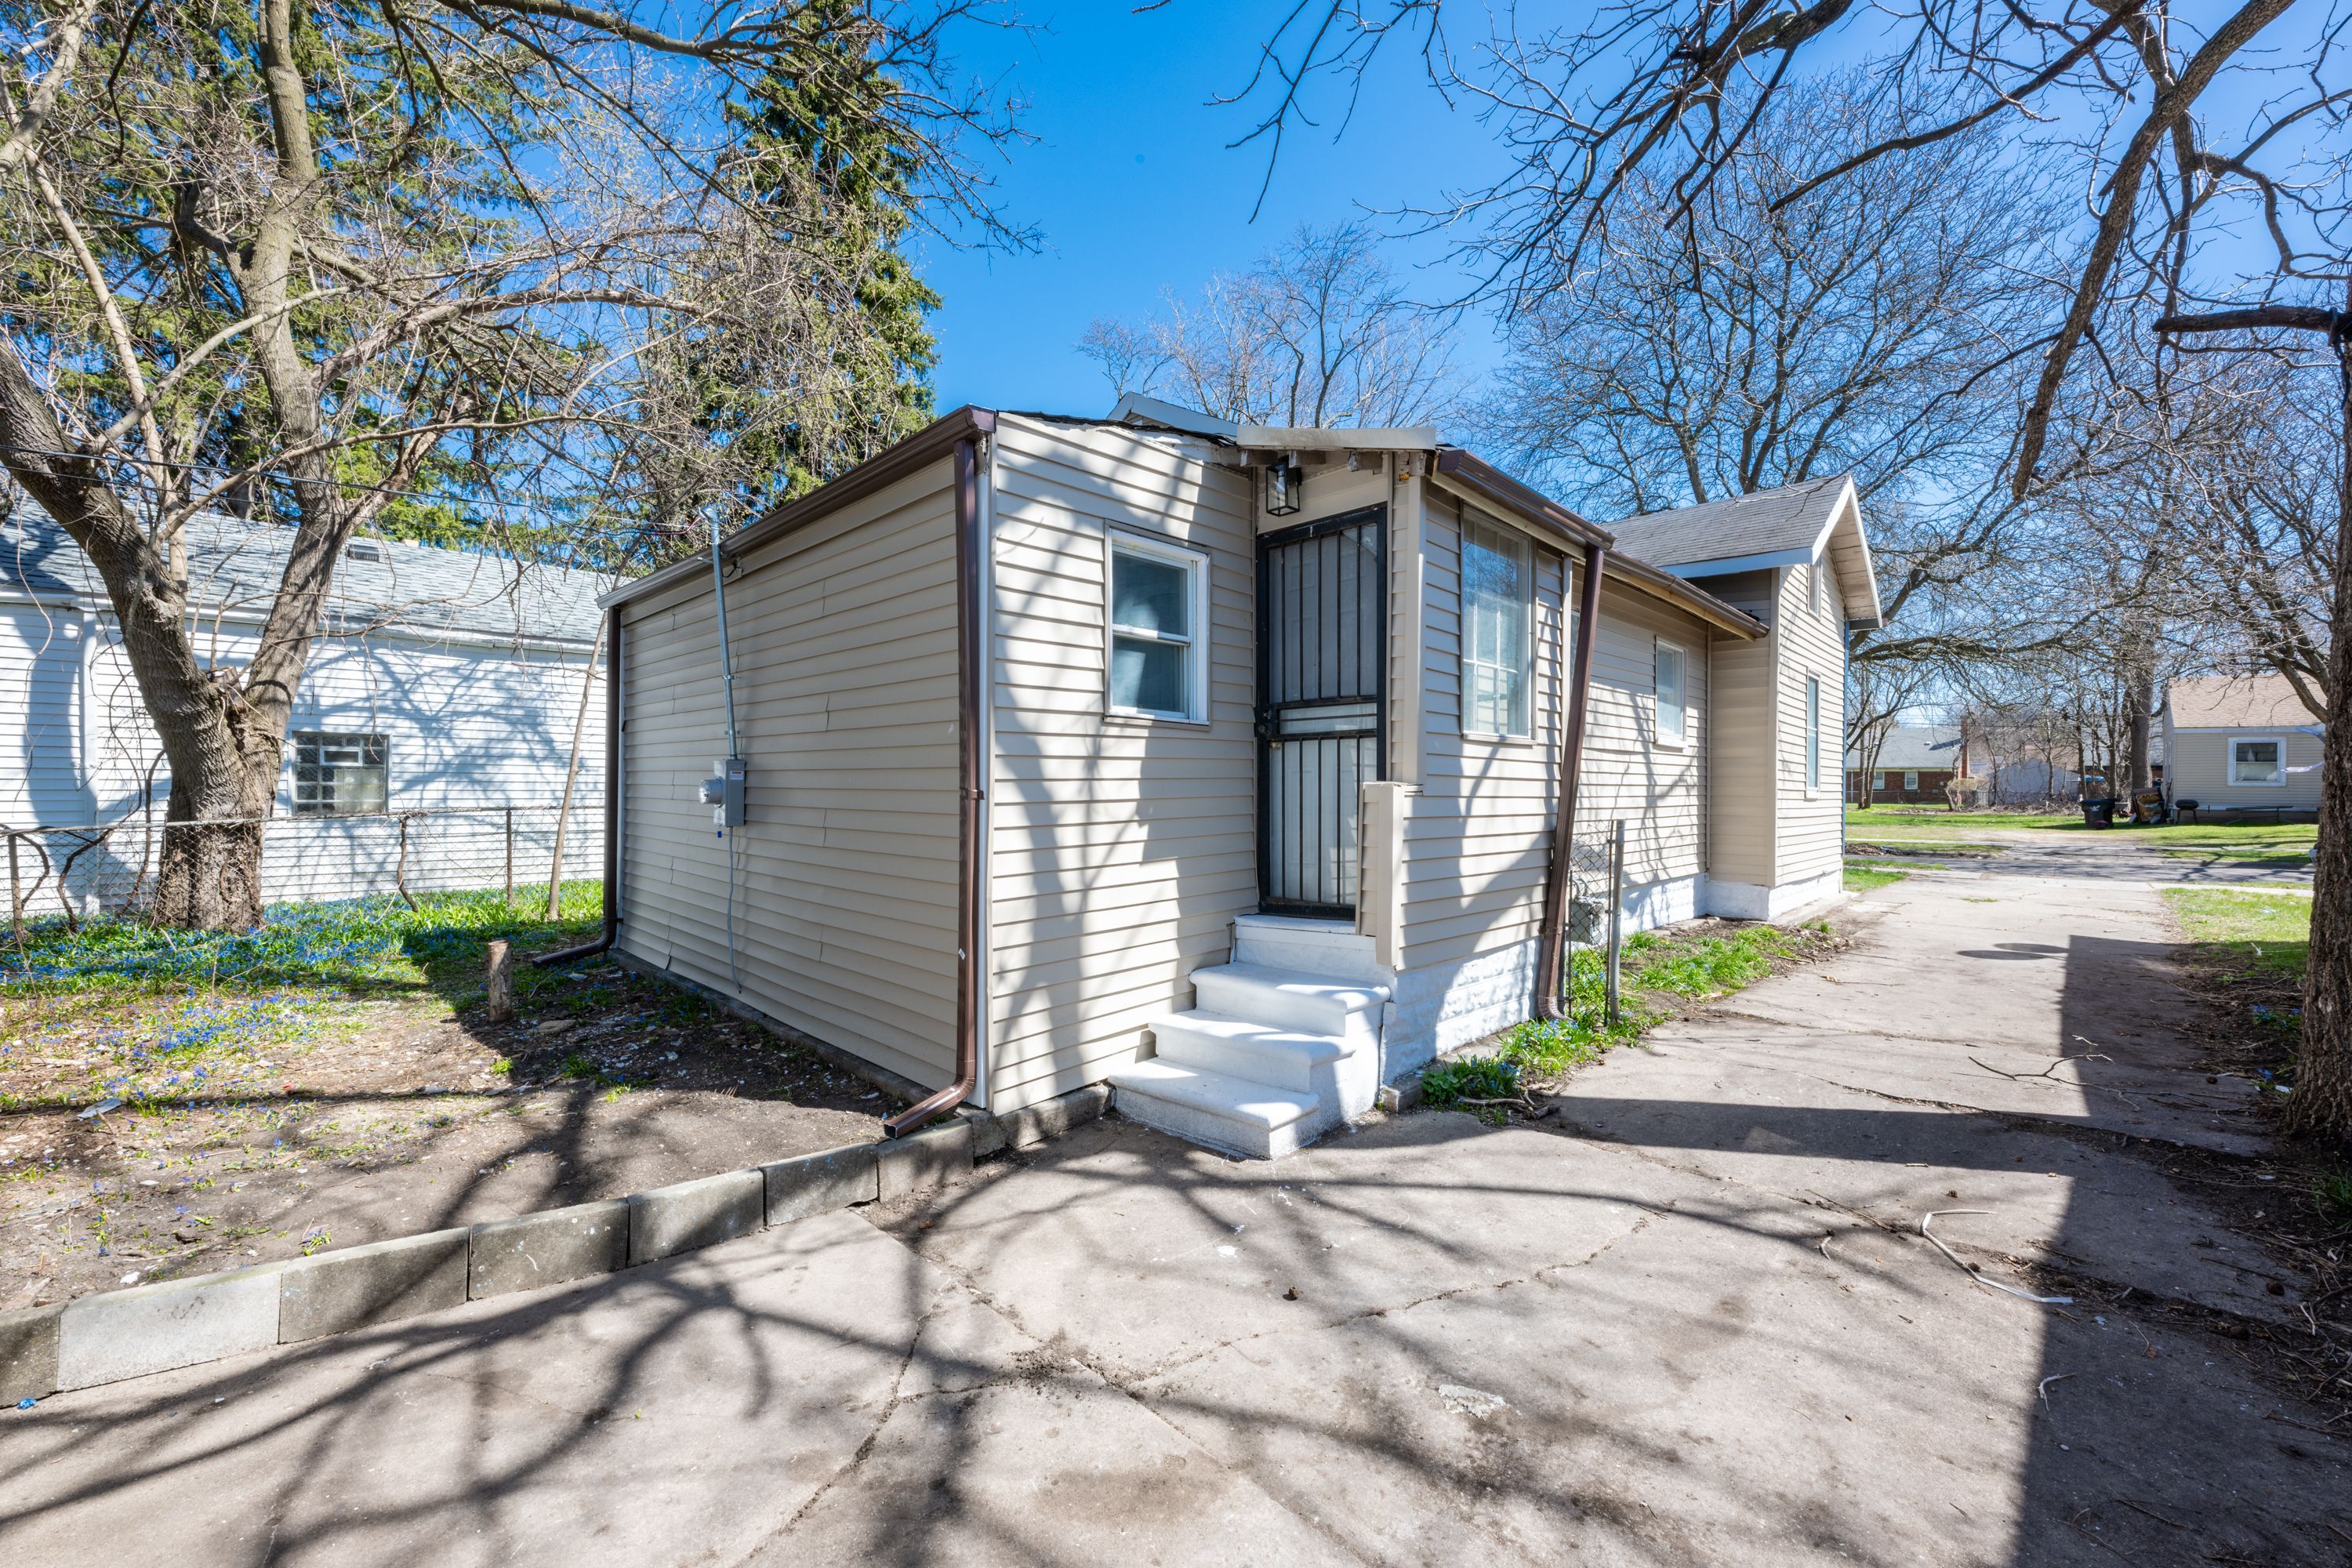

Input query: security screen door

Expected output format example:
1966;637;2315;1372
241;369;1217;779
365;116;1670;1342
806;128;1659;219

1257;506;1387;917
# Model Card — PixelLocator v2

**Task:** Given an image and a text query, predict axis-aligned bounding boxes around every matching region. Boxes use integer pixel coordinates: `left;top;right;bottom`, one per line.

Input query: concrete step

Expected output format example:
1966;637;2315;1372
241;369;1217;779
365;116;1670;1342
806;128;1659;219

1190;963;1388;1039
1106;1061;1324;1161
1233;914;1390;985
1146;1010;1355;1094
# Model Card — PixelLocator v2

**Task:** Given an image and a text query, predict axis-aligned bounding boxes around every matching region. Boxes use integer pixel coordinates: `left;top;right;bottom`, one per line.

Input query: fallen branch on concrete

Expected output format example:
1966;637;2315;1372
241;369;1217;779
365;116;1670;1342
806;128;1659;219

2037;1371;2074;1408
1921;1209;2074;1305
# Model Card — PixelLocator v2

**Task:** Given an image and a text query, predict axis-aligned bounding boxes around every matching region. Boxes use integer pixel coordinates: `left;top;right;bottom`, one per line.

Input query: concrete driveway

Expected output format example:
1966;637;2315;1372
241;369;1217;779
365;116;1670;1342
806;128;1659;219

3;868;2344;1566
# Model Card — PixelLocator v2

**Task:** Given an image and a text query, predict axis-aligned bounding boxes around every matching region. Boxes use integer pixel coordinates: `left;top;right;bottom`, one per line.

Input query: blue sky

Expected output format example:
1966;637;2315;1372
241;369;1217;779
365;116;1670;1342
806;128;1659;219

914;2;1510;417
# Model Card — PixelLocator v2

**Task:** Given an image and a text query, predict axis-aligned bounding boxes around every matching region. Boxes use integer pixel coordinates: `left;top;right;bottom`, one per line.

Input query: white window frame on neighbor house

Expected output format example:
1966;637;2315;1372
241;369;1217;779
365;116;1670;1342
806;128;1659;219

1105;530;1210;724
1904;770;1919;792
2229;735;2286;787
1461;517;1534;739
1654;638;1688;748
1873;771;1887;791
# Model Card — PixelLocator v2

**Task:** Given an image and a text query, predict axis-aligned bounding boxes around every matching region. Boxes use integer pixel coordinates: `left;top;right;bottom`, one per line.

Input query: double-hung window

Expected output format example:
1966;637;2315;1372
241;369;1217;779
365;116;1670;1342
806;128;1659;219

291;731;388;815
1654;640;1688;746
1461;519;1532;738
2230;737;2284;786
1108;533;1208;722
1904;769;1919;793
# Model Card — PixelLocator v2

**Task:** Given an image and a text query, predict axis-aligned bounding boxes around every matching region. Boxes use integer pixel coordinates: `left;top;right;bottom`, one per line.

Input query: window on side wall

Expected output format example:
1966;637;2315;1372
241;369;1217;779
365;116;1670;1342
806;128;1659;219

1461;518;1533;738
1108;532;1209;722
291;732;388;815
1805;677;1822;790
2230;736;2284;786
1873;771;1886;790
1809;561;1824;617
1654;639;1687;746
1903;769;1919;792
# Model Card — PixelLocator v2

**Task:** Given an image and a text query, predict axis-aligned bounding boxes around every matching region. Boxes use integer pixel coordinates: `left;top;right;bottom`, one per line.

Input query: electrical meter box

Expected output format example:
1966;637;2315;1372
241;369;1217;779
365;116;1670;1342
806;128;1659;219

697;757;747;828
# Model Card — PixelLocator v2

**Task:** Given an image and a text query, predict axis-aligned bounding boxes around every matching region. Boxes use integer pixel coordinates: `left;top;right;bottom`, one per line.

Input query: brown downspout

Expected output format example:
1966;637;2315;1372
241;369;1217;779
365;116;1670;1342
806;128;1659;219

885;431;986;1137
535;608;622;968
1533;542;1607;1020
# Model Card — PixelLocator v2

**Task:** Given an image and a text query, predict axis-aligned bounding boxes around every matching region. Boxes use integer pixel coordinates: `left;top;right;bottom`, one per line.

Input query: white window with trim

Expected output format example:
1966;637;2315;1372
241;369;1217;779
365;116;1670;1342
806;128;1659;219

1654;639;1688;747
2230;736;2285;786
1904;770;1919;792
1107;532;1210;722
1873;771;1887;790
1461;518;1533;738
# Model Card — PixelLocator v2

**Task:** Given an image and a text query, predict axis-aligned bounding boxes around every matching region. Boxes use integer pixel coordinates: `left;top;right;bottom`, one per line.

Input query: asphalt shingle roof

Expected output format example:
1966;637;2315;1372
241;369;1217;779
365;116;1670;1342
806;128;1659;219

2166;672;2324;731
0;506;609;645
1604;475;1850;568
1843;725;1965;771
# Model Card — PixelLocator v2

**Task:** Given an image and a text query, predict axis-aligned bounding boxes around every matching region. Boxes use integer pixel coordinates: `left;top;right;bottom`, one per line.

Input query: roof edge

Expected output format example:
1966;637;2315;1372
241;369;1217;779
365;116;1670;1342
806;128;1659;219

603;405;997;611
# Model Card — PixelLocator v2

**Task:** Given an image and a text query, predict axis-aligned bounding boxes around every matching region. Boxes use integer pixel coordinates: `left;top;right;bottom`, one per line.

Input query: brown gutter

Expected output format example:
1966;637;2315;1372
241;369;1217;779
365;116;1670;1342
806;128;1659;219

604;405;1000;612
535;609;623;967
1533;543;1606;1021
884;430;985;1137
1432;448;1610;550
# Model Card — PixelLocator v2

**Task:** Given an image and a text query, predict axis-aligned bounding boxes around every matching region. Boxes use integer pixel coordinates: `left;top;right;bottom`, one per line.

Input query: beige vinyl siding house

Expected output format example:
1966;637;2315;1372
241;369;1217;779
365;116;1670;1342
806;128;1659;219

1610;476;1878;919
2160;673;2325;815
613;459;964;1095
592;404;1878;1157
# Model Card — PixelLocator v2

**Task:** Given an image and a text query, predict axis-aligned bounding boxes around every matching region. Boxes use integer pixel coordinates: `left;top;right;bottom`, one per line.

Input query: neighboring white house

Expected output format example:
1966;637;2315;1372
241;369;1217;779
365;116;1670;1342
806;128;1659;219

2161;673;2324;815
586;402;1882;1159
2;507;612;917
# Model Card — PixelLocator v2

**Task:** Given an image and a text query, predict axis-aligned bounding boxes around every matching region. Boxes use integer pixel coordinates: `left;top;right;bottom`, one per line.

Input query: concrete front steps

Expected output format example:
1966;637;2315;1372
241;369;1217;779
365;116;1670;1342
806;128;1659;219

1108;917;1391;1160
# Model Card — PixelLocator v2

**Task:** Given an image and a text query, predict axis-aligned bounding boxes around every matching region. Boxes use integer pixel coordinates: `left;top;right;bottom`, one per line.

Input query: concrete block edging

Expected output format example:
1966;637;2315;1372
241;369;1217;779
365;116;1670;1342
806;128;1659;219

2;1083;1107;1407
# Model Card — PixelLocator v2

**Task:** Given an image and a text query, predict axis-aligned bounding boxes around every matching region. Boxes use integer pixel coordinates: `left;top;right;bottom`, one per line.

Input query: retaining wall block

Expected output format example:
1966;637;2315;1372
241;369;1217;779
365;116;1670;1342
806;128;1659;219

469;1200;630;1300
0;1303;61;1403
279;1229;470;1343
628;1168;765;1266
877;1120;975;1202
997;1083;1112;1151
56;1262;283;1391
761;1143;879;1228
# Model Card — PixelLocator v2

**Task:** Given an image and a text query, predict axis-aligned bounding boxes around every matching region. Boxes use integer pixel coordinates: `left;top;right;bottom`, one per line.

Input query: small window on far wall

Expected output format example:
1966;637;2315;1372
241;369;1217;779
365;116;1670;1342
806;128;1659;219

1108;533;1207;721
1655;640;1688;746
1461;518;1533;737
291;732;388;815
2230;737;2284;786
1903;770;1919;792
1805;677;1822;789
1873;771;1886;790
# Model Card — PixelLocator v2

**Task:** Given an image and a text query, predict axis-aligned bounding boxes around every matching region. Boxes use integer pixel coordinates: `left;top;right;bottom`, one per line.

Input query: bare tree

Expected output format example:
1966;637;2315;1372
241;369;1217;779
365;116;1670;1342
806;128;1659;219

0;0;1014;927
1080;223;1461;427
1229;0;2352;1141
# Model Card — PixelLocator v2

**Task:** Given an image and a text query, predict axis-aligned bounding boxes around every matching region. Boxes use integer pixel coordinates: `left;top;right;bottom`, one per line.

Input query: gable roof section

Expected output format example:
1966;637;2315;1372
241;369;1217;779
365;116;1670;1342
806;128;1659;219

1605;475;1882;627
2;506;609;647
1842;724;1962;771
2166;672;2324;731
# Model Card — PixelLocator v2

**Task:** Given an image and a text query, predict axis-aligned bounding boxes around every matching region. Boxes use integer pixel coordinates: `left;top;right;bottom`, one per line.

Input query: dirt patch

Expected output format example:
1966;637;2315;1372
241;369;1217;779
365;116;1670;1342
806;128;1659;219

0;953;889;1312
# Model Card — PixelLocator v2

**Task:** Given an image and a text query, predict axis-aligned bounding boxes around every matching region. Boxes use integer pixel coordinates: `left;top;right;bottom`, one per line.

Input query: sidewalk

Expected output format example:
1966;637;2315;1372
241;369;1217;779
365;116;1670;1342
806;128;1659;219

4;875;2345;1565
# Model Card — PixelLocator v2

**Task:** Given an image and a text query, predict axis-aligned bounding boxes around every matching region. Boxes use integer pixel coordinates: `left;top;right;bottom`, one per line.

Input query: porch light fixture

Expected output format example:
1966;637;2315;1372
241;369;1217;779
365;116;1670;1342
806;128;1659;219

1264;457;1303;517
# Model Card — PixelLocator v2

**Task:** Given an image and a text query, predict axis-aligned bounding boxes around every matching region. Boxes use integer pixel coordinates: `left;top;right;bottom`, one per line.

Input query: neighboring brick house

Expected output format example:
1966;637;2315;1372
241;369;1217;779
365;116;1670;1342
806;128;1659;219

1845;725;1963;804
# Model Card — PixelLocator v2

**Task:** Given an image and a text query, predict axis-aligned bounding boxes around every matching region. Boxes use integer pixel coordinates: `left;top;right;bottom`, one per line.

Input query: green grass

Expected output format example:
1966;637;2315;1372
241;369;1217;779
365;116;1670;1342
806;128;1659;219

0;884;604;1111
2163;887;2310;983
1844;805;2081;840
1845;861;1908;891
1421;924;1827;1117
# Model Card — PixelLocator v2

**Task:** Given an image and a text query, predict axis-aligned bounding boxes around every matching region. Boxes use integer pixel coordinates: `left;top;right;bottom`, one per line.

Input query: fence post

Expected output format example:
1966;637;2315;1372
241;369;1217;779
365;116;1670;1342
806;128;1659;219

6;832;20;945
394;814;418;910
485;938;514;1022
1605;818;1626;1025
503;806;515;909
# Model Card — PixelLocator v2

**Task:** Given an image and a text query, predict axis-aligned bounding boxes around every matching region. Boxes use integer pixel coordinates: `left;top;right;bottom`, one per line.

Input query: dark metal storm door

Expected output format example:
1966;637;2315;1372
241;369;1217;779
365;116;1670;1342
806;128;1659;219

1257;506;1387;917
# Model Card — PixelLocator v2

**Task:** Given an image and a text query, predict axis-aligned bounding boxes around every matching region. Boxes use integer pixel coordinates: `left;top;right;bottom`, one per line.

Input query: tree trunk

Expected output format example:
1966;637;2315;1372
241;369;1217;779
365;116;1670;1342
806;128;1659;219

2126;673;2154;793
2290;339;2352;1144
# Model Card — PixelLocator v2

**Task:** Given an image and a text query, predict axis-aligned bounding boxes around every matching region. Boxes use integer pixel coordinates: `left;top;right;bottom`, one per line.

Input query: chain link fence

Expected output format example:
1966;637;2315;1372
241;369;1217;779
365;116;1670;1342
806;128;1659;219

1565;820;1628;1023
4;802;602;929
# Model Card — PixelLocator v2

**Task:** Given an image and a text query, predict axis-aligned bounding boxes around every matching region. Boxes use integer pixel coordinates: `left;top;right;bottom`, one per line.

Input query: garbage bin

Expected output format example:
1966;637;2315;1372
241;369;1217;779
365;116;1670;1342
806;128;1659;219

2081;797;2117;828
